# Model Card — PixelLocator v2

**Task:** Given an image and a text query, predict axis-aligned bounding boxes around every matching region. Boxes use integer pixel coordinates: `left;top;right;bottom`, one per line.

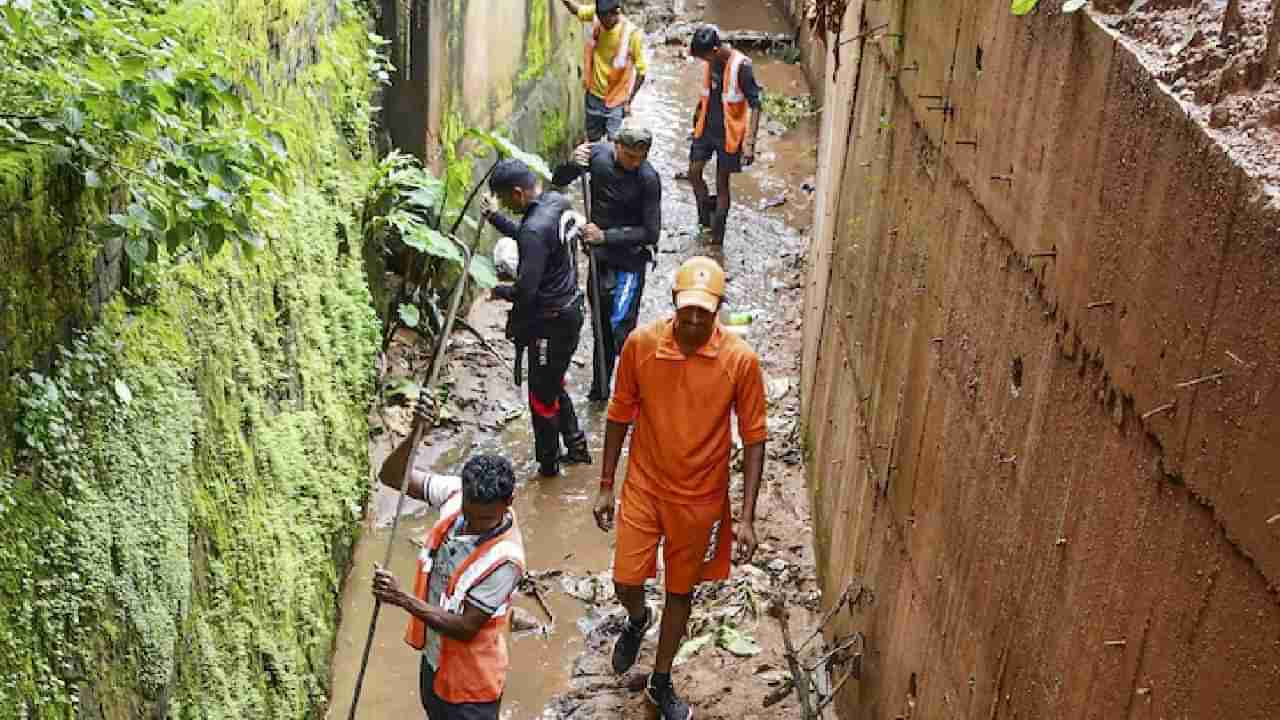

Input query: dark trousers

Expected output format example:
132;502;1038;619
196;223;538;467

419;659;500;720
587;261;646;399
527;302;585;471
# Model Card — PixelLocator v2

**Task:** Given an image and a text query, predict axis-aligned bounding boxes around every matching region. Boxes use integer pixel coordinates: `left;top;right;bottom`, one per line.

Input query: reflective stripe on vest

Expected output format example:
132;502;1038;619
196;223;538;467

692;49;752;154
584;18;638;108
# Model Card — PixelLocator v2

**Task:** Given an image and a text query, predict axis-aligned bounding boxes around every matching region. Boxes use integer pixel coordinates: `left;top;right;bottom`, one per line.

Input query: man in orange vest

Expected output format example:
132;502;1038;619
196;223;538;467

687;25;764;245
372;420;525;720
560;0;648;141
592;256;768;720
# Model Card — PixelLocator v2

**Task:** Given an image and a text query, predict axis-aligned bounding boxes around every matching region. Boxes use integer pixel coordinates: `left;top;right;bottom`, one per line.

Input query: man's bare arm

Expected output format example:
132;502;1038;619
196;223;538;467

374;569;491;641
736;441;766;563
593;419;631;531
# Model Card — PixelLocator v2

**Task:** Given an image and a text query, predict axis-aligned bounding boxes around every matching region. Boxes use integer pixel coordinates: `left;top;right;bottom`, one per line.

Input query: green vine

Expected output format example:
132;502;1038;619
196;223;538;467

0;0;296;262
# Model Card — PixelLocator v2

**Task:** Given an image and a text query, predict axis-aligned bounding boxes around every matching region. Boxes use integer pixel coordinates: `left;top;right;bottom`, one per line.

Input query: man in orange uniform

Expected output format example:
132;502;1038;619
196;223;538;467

559;0;648;141
687;25;763;245
372;407;525;720
592;256;768;720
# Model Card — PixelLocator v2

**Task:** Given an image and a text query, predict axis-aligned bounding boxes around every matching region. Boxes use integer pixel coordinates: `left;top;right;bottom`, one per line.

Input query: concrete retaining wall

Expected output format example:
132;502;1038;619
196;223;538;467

801;1;1280;717
380;0;585;167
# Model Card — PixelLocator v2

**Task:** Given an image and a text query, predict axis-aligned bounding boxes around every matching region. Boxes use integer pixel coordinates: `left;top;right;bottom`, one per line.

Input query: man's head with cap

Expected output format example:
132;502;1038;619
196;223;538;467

614;124;652;172
671;256;726;352
597;0;623;28
689;24;722;61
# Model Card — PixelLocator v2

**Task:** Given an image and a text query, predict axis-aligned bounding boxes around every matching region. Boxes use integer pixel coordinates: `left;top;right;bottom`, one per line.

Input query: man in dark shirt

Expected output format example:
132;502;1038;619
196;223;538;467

687;25;763;245
481;159;590;477
552;125;662;401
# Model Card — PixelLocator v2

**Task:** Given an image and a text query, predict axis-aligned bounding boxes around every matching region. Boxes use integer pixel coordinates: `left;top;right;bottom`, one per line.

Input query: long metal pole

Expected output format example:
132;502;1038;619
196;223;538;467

347;222;480;720
581;175;609;396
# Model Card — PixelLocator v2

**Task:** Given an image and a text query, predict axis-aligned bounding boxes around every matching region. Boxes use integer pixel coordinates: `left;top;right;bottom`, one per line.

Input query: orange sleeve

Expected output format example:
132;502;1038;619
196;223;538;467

735;349;768;446
607;334;641;424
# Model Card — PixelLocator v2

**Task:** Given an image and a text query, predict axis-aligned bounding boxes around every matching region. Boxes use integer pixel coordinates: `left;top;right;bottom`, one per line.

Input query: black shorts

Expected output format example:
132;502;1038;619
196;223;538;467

420;659;501;720
689;135;742;174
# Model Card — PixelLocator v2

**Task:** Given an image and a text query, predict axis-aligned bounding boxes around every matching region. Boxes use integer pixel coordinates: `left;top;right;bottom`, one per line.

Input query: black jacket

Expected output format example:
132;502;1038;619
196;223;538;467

552;143;661;273
489;191;580;341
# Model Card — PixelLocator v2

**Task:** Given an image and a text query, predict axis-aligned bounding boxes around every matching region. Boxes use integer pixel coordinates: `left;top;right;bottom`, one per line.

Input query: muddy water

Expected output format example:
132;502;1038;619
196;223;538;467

328;3;817;717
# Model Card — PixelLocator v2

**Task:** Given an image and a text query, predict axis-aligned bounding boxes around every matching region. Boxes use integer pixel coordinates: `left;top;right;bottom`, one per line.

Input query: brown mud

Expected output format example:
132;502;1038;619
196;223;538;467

1094;0;1280;201
328;0;829;717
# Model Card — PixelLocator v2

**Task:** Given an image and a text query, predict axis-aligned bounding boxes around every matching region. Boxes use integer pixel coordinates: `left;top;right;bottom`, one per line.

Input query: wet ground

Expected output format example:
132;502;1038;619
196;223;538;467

328;1;823;717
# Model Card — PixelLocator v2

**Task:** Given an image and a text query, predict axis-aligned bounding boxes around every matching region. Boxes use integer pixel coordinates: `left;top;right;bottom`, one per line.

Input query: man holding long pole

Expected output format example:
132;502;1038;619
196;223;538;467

552;125;661;401
372;406;525;720
592;256;768;720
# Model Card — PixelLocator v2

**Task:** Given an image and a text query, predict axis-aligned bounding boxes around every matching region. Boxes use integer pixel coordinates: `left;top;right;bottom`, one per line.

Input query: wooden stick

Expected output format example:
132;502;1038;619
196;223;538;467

1175;372;1225;389
1141;402;1176;421
348;218;481;720
799;581;856;651
770;602;819;719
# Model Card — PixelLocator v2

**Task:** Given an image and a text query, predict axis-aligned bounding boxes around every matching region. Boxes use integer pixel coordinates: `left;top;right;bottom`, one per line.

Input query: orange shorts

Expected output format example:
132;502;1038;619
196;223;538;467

613;481;734;595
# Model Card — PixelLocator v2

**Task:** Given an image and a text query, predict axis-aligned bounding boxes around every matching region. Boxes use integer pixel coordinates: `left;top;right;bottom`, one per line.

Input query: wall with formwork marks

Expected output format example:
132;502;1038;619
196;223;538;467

378;0;585;190
801;0;1280;717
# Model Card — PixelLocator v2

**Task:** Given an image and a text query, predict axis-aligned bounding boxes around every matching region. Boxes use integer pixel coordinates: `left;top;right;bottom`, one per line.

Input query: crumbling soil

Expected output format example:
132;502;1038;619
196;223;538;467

1094;0;1280;201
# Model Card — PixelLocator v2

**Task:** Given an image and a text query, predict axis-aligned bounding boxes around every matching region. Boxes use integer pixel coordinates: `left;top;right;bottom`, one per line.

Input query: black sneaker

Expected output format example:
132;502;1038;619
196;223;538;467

645;674;693;720
537;463;560;478
611;606;653;674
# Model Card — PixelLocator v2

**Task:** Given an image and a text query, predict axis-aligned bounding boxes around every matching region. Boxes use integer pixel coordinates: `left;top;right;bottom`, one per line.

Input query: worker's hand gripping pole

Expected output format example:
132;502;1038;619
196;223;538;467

347;223;479;720
581;175;609;397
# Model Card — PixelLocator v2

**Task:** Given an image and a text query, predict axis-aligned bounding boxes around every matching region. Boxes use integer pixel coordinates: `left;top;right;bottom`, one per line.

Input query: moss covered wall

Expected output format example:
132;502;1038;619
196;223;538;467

0;1;381;717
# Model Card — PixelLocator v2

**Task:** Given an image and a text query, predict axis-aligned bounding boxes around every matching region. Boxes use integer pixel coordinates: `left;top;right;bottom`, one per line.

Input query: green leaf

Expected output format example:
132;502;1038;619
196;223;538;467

405;181;445;212
1011;0;1040;14
386;378;422;401
1062;0;1087;10
124;238;150;265
206;184;234;206
61;106;85;134
207;224;226;254
398;303;421;328
716;625;762;657
113;379;132;405
165;223;190;253
264;130;288;160
468;255;499;289
674;633;714;666
465;128;553;181
402;225;462;263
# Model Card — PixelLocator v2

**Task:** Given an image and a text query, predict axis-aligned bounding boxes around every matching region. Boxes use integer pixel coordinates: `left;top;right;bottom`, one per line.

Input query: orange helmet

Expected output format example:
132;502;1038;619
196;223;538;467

673;256;725;313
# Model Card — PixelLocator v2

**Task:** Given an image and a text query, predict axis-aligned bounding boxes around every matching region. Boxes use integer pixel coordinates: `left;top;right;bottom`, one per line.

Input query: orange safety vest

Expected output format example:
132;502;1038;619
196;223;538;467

584;17;638;108
693;49;752;154
404;492;526;704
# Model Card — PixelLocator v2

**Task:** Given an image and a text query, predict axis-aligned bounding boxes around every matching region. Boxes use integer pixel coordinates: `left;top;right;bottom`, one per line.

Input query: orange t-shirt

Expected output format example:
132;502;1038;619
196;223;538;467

607;318;768;504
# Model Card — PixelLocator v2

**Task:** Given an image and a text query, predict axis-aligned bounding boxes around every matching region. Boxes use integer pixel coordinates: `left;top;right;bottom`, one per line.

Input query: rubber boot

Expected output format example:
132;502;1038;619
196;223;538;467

697;194;717;228
560;432;592;466
710;207;728;246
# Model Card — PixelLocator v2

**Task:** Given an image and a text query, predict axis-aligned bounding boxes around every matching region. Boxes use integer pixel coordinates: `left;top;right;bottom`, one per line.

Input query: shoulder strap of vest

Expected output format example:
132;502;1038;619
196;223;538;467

440;523;525;613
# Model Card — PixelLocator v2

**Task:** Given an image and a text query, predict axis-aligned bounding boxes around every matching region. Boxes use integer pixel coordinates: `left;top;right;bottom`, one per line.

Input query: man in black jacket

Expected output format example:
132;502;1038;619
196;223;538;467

482;159;591;477
551;126;661;401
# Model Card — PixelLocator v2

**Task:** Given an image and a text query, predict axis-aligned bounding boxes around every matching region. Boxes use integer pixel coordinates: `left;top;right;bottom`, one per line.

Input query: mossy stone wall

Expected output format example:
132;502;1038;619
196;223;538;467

0;1;381;717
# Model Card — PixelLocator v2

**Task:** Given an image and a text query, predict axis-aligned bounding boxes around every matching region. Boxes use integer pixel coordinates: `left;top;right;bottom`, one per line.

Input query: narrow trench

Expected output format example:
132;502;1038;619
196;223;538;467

328;1;822;718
